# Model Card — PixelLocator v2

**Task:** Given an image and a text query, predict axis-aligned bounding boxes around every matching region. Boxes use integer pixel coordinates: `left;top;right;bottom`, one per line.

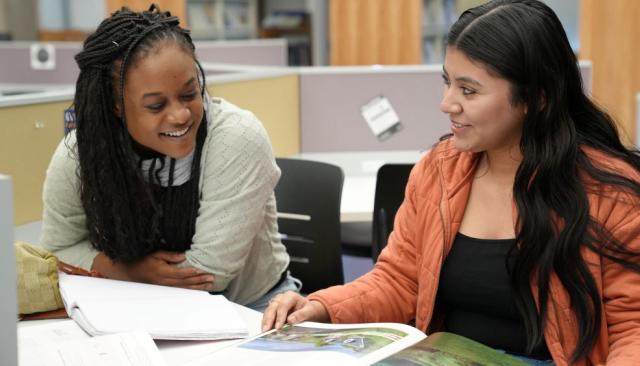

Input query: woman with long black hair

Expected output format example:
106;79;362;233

41;5;296;310
262;1;640;364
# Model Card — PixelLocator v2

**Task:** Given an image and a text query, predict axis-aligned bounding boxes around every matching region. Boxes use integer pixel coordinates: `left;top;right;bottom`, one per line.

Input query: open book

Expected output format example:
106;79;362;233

58;273;248;340
184;322;529;366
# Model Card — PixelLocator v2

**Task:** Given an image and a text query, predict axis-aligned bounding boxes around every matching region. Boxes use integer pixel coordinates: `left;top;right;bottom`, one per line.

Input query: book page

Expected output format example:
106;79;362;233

19;321;166;366
372;332;529;366
185;322;426;366
58;273;248;340
19;320;91;365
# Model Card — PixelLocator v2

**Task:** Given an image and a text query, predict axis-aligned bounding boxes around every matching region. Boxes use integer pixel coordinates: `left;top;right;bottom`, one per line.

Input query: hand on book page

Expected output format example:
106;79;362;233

262;291;329;331
184;322;426;366
372;332;530;366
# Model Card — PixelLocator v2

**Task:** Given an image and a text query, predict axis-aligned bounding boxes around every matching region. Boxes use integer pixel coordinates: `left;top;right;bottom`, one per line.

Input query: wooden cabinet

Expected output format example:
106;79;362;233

0;100;67;225
187;0;257;40
580;0;640;144
329;0;422;65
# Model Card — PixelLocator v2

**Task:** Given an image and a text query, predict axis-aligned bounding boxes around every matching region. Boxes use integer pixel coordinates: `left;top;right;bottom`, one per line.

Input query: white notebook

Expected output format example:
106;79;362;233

58;273;249;340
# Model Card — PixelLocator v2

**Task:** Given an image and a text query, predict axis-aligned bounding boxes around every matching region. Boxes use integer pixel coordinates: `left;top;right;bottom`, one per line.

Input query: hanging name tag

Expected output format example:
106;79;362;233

64;108;76;135
361;95;403;141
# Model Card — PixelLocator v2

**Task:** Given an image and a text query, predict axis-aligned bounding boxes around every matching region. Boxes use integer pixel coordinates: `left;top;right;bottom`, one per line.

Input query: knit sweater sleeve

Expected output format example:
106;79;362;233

184;100;281;291
40;133;98;270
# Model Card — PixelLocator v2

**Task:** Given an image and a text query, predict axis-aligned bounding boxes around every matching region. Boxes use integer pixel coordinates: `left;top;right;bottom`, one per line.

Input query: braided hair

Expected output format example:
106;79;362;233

72;4;208;262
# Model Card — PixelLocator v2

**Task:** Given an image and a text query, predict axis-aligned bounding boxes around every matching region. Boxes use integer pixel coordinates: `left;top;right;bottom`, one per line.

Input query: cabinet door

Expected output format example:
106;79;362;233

330;0;422;65
0;101;67;224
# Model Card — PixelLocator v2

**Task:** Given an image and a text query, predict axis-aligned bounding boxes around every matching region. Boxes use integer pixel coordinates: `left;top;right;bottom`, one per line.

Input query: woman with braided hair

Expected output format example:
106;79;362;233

41;5;297;310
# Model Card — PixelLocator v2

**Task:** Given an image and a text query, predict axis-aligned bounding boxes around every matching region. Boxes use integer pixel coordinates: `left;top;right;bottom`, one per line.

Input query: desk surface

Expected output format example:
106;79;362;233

18;303;263;366
290;151;423;222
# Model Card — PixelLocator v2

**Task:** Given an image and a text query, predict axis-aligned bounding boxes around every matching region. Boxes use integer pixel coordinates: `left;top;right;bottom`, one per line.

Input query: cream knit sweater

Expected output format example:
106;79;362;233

40;97;289;305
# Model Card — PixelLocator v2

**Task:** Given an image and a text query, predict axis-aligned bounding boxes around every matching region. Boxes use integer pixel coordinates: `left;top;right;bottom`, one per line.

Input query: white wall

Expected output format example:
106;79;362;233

38;0;66;30
38;0;104;32
544;0;580;52
68;0;105;31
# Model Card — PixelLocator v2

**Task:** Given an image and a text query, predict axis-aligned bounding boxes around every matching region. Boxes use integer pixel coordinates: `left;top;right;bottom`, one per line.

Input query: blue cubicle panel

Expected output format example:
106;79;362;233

299;62;594;153
0;175;17;366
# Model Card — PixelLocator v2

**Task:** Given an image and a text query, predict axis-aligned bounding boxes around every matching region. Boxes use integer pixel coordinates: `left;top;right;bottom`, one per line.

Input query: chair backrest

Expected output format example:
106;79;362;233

274;158;345;293
371;164;413;262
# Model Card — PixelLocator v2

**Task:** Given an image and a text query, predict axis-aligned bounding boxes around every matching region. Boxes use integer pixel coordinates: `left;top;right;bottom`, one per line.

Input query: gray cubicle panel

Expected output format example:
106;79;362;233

195;39;288;67
0;42;82;85
300;61;594;153
300;65;452;153
0;39;287;87
0;175;17;366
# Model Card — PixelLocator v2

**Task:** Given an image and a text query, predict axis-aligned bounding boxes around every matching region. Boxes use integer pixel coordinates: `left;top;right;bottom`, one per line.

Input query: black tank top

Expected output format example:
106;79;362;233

436;232;551;359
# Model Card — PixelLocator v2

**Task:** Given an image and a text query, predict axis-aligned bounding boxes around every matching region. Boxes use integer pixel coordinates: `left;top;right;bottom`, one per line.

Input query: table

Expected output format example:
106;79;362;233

17;303;263;366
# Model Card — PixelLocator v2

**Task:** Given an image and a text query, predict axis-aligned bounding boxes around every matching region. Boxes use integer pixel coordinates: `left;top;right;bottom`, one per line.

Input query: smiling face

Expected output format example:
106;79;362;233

121;41;203;159
440;47;526;155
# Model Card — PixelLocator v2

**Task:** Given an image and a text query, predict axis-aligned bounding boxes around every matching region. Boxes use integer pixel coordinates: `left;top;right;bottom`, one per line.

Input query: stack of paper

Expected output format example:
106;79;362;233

19;321;166;366
58;273;248;340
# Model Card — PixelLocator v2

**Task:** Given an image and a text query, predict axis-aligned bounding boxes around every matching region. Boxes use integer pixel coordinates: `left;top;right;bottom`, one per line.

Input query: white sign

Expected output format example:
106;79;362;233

30;43;56;70
361;95;403;141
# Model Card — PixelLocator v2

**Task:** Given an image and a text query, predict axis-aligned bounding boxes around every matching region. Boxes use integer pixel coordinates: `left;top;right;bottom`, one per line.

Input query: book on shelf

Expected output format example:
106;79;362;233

183;321;530;366
58;272;248;340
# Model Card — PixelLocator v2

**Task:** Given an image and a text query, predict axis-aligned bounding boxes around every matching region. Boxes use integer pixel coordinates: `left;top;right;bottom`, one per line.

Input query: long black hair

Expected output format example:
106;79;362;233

72;5;208;262
447;0;640;362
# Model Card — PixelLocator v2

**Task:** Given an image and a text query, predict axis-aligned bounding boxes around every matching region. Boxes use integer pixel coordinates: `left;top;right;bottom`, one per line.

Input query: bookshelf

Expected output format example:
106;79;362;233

188;0;258;40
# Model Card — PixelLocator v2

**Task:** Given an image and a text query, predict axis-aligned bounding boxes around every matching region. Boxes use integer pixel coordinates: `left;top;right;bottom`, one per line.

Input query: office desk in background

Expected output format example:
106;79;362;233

290;150;424;222
17;303;263;366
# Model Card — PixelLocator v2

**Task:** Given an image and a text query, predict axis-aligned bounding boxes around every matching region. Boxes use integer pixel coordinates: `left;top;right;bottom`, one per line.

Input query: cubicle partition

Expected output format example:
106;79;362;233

299;65;448;153
0;39;287;93
205;66;300;157
195;39;288;67
0;91;72;225
0;175;17;366
300;61;593;154
0;42;81;87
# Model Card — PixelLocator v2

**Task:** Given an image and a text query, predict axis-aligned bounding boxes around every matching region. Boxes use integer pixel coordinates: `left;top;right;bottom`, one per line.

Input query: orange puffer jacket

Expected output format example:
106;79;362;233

309;139;640;366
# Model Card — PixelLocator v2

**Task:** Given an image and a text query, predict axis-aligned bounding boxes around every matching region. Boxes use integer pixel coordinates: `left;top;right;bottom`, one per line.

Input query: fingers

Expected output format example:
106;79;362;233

185;281;215;292
152;250;187;264
157;269;215;290
262;291;307;332
289;300;329;324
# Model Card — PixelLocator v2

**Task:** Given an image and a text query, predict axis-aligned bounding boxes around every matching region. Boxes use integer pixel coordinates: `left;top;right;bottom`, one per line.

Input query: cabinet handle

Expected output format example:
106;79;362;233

34;121;45;129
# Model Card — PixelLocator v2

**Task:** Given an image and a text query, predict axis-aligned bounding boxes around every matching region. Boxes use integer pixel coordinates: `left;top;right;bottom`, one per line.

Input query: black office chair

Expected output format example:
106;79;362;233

274;158;345;294
371;163;414;262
